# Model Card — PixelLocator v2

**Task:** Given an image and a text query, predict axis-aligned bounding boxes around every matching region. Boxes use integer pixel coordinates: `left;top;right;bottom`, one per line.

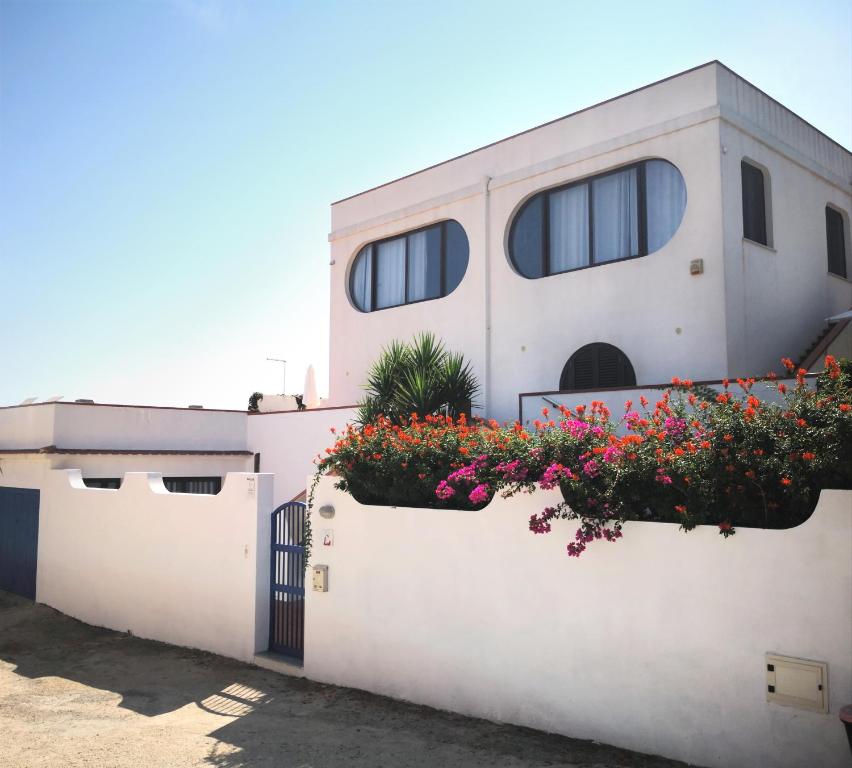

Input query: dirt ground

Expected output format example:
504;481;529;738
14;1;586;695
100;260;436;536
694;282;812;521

0;591;694;768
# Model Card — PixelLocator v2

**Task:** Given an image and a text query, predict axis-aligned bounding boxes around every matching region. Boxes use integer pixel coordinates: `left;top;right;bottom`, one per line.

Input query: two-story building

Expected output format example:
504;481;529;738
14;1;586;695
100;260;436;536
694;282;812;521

327;61;852;422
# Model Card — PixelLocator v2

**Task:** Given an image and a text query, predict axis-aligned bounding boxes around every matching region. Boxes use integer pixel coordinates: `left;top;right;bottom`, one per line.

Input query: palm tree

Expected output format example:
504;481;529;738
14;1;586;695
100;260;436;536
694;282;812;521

356;333;480;425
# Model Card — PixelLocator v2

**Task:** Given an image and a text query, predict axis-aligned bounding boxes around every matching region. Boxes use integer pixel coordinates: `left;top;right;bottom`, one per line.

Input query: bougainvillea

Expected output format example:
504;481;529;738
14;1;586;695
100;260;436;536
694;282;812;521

312;357;851;558
312;412;534;509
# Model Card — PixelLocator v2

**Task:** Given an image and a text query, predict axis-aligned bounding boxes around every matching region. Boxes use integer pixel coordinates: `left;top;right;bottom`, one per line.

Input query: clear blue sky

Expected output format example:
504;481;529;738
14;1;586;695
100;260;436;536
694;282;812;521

1;0;850;409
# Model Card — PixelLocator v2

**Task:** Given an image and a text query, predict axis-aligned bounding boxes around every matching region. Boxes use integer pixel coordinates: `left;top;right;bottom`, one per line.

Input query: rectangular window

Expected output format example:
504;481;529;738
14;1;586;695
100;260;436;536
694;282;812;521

592;167;639;263
163;477;222;494
826;207;847;278
83;478;121;489
742;161;768;245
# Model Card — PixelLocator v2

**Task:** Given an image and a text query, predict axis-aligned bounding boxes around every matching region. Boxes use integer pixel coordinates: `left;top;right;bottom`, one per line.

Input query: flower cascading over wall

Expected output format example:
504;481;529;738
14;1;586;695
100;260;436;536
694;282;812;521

311;356;851;558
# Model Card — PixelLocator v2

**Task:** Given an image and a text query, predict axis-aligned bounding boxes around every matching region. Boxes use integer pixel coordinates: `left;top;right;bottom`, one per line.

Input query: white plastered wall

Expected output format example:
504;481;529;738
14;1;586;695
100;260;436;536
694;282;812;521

35;470;273;663
306;477;852;768
327;63;852;421
247;407;356;506
716;68;852;378
327;64;729;422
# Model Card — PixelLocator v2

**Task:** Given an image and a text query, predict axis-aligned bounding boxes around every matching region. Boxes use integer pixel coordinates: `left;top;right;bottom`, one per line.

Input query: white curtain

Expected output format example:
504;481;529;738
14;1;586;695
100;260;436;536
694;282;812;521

375;238;406;308
407;231;428;302
646;160;686;253
549;185;589;272
351;246;372;310
593;168;638;263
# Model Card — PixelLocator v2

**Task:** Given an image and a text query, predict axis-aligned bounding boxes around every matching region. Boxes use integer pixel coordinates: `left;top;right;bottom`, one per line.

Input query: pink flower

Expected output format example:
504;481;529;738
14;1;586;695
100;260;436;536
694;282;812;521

539;463;567;490
468;484;490;505
602;445;623;463
582;459;600;478
435;481;455;500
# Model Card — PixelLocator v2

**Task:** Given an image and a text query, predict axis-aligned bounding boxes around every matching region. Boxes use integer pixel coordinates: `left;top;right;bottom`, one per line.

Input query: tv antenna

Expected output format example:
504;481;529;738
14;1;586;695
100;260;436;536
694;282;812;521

266;357;287;394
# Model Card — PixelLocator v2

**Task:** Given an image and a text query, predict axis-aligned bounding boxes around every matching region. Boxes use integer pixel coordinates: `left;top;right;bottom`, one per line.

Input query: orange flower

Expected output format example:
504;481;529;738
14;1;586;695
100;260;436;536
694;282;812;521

802;452;816;461
840;404;851;413
674;505;687;514
780;477;792;486
723;434;733;442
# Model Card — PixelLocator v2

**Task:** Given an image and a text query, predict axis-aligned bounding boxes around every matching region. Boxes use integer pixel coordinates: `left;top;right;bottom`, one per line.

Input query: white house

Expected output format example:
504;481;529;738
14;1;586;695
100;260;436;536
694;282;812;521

1;60;850;490
0;399;355;507
326;61;852;422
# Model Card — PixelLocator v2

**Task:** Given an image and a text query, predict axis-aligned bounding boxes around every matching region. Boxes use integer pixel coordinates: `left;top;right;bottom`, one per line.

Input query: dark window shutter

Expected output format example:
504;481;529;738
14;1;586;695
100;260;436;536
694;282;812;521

741;161;768;245
826;207;847;278
560;343;636;391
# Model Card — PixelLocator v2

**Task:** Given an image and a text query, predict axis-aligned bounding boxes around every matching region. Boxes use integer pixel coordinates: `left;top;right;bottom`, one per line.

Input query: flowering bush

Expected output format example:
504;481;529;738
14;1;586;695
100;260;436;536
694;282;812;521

313;413;534;509
437;356;852;556
313;356;851;558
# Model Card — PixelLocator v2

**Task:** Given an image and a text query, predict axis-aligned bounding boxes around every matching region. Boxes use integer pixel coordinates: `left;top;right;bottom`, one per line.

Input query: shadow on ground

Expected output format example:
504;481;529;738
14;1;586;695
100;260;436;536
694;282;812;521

0;590;696;768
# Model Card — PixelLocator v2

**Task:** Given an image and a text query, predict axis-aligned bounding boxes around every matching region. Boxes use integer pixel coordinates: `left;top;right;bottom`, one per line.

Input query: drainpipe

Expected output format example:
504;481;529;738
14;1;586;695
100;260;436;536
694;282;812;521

482;175;493;418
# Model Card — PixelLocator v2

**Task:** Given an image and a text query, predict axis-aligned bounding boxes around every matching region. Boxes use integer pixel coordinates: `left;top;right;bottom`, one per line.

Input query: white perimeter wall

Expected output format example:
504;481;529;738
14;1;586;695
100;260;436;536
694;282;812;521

36;470;273;664
247;407;356;506
306;477;852;768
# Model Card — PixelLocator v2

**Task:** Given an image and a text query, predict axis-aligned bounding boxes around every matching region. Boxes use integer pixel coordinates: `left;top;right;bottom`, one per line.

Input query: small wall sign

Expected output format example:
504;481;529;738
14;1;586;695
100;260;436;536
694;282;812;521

323;529;334;547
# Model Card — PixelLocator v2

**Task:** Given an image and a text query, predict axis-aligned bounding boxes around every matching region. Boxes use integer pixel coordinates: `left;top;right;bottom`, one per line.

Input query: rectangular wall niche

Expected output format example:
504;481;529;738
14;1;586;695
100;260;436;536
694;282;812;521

766;653;828;713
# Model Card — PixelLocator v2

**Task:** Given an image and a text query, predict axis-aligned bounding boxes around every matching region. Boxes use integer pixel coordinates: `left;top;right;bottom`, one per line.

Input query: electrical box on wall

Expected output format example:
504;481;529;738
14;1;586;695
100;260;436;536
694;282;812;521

766;653;828;713
312;565;328;593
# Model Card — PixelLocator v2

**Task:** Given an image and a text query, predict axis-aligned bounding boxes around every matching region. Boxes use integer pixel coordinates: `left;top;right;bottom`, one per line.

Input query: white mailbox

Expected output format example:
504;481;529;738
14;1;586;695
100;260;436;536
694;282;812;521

312;564;328;592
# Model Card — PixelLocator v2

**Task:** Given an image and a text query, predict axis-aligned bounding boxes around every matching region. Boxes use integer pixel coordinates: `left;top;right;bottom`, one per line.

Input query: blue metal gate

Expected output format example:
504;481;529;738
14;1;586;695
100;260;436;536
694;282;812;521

0;487;40;600
269;501;306;659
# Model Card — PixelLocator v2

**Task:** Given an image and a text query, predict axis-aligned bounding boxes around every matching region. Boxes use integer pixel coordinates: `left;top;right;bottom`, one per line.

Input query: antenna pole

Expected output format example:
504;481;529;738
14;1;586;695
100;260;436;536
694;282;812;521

266;357;287;394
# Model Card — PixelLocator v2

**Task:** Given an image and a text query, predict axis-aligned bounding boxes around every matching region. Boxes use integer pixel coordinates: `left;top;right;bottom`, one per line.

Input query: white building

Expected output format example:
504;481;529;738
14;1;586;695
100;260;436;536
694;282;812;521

0;400;355;507
2;60;850;489
327;61;852;422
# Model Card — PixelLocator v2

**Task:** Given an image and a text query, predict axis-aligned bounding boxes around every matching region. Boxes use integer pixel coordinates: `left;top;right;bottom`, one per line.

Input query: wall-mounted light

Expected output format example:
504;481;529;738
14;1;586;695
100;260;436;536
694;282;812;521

319;504;335;519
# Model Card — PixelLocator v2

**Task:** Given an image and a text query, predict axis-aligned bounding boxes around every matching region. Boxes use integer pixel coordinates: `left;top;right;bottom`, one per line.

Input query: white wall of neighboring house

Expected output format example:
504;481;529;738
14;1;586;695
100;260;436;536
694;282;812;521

35;470;273;663
50;403;249;451
0;404;57;449
326;62;852;423
305;477;852;768
247;406;357;506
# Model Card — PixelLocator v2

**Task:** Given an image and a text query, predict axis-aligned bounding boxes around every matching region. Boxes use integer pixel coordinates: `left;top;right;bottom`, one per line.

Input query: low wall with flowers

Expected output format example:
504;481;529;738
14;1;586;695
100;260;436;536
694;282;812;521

305;477;852;768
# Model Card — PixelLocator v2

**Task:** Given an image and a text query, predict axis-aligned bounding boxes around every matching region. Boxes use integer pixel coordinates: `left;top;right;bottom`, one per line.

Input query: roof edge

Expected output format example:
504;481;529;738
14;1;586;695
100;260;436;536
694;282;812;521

332;59;850;207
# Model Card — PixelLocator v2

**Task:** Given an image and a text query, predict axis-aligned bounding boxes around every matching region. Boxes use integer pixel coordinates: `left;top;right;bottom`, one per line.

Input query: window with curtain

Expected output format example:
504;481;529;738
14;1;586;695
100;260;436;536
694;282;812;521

826;206;847;278
741;160;769;245
164;477;222;495
350;220;469;312
509;159;686;279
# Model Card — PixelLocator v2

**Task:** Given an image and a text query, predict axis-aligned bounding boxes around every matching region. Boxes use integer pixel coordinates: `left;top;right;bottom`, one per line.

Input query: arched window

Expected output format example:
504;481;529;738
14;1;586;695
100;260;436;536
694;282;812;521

741;159;772;247
560;343;636;390
350;220;469;312
509;159;686;279
826;205;848;278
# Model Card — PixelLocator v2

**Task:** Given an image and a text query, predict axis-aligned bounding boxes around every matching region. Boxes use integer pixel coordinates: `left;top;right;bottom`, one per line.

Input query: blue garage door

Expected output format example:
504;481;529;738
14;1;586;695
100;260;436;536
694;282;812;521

0;487;40;600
